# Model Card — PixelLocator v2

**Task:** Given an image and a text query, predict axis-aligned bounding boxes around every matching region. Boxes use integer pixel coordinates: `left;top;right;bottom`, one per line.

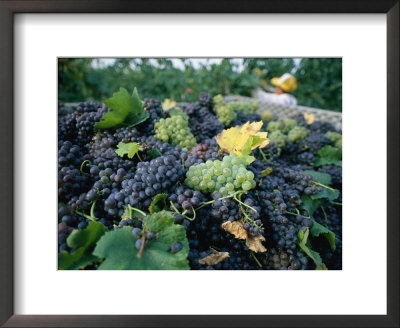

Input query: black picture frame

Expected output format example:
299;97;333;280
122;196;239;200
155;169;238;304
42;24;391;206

0;1;398;327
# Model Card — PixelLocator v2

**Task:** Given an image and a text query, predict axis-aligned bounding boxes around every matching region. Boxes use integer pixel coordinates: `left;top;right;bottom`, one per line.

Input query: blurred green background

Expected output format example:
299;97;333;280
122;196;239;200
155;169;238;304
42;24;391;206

58;58;342;112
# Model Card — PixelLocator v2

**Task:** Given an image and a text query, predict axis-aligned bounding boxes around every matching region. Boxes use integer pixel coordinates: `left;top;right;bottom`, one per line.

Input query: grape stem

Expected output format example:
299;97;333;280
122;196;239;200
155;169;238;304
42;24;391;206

170;201;196;221
233;193;257;214
331;201;342;206
194;191;243;211
90;200;97;218
258;148;268;162
285;208;311;219
250;251;262;268
75;200;98;222
312;181;335;192
128;205;146;217
137;231;146;259
75;210;96;222
79;160;91;176
321;205;328;227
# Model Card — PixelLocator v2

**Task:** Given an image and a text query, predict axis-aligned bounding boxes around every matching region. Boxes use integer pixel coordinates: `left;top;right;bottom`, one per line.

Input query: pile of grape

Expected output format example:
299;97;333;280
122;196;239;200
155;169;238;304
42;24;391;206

58;92;342;270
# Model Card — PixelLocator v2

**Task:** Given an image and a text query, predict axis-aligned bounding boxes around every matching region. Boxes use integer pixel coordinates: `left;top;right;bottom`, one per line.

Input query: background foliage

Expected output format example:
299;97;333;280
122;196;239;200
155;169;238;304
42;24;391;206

58;58;342;111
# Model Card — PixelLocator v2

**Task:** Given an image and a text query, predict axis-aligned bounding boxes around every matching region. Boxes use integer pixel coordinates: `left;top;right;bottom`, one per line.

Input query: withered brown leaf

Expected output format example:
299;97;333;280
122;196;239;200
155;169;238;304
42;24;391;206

198;248;230;266
221;219;247;240
246;234;267;253
222;219;267;253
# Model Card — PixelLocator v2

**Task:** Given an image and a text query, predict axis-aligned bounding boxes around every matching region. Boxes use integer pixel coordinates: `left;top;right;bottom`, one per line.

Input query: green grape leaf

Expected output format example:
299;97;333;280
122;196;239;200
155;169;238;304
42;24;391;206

94;87;149;130
121;206;131;221
303;170;332;186
120;205;142;221
242;135;268;156
58;221;108;270
314;145;342;167
297;228;326;270
93;211;189;270
169;109;189;120
149;194;168;214
311;219;336;251
241;155;256;166
311;188;340;202
147;148;162;159
301;195;323;216
115;142;143;159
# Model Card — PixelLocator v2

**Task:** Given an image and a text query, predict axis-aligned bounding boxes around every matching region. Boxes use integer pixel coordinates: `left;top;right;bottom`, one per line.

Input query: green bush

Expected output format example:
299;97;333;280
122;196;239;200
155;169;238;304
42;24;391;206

58;58;341;112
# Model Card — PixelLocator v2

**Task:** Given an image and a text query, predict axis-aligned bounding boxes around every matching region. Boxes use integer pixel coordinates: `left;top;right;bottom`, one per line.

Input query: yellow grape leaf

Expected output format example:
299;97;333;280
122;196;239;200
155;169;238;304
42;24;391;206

198;248;230;266
215;121;269;156
222;219;267;253
304;112;315;125
162;98;176;111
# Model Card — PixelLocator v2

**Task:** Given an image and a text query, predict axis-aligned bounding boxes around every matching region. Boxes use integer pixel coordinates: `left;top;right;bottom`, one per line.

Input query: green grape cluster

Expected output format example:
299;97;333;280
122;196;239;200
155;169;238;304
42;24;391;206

268;130;287;148
213;95;259;126
281;118;297;133
185;154;256;195
215;104;237;125
267;120;283;132
267;118;297;134
227;100;259;114
287;126;310;143
261;110;274;122
325;131;342;149
154;116;197;151
213;94;224;106
213;95;236;125
268;118;311;147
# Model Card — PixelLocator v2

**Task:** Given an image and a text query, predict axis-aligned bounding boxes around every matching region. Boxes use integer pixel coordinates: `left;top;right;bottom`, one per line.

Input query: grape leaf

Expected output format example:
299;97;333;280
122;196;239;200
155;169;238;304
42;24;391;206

222;219;267;253
242;135;269;156
149;193;168;214
303;170;332;186
311;219;336;251
297;227;326;270
215;121;269;156
115;142;143;159
121;206;131;221
311;188;340;202
198;248;230;266
93;211;189;270
162;98;176;111
94;87;149;130
120;205;142;221
301;195;323;217
303;112;315;124
147;148;162;159
246;234;267;253
221;220;247;240
314;145;342;167
58;221;108;270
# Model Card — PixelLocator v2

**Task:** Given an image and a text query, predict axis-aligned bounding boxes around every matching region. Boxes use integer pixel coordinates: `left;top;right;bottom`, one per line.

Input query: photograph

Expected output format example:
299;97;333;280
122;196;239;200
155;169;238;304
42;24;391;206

58;57;342;270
